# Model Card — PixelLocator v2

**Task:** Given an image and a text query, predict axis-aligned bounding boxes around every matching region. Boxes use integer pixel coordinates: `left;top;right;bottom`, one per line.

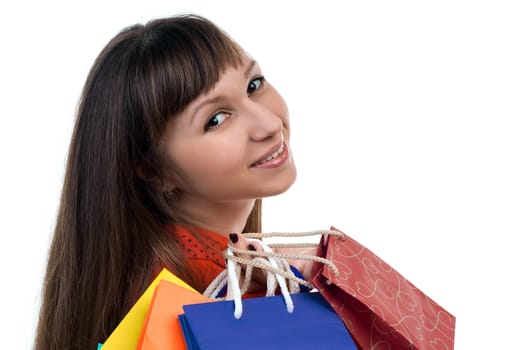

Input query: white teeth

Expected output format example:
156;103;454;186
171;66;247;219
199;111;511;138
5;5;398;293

256;143;284;165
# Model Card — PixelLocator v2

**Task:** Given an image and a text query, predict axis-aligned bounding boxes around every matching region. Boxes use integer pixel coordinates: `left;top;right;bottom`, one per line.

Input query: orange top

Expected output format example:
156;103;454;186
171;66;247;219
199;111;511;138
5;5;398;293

165;225;270;298
166;224;228;289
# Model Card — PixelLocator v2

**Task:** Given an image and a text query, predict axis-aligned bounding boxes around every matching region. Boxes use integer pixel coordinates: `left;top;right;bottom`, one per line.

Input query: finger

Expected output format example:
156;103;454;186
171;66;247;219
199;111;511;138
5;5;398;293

228;233;264;259
228;233;268;291
274;246;318;281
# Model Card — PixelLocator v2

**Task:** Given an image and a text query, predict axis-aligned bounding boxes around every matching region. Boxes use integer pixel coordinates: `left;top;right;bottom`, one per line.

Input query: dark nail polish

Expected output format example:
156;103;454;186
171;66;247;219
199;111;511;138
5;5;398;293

248;244;256;251
229;233;238;243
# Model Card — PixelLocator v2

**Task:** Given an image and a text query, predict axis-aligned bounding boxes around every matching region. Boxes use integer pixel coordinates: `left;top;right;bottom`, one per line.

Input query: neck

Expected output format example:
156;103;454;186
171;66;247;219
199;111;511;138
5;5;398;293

171;196;256;236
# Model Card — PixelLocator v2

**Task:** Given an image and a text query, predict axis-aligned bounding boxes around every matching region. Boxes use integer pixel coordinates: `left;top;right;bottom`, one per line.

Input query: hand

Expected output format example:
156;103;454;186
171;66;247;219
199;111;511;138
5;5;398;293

228;233;318;287
228;233;267;294
272;246;318;281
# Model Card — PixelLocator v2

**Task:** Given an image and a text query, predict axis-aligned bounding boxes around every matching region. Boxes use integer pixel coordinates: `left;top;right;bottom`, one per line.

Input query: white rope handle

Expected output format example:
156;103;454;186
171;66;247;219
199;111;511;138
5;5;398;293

203;229;344;318
251;238;294;314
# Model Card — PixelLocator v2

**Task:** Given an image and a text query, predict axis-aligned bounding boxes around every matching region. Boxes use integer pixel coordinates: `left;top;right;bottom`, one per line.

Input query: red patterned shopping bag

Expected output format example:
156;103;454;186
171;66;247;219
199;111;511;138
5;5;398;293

311;227;456;349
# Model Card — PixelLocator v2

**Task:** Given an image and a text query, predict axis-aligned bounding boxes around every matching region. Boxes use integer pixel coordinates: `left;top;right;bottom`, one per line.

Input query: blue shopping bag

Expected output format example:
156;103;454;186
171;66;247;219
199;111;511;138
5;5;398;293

179;291;358;349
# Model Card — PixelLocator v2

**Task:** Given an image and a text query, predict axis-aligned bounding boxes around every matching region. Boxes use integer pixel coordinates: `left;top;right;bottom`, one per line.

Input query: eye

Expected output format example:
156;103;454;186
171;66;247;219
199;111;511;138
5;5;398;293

204;111;231;131
247;76;265;94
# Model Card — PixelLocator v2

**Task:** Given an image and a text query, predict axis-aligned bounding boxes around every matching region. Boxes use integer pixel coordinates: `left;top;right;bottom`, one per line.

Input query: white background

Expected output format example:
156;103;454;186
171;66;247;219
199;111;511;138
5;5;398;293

1;1;524;349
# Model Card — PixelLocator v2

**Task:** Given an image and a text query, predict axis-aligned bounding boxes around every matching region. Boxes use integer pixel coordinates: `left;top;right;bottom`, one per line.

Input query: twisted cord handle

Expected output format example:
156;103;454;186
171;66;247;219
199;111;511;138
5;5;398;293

203;229;344;318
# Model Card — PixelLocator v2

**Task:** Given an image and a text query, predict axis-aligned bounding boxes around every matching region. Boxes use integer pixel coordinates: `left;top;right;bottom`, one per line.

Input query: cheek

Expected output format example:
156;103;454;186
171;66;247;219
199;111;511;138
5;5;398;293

170;138;246;189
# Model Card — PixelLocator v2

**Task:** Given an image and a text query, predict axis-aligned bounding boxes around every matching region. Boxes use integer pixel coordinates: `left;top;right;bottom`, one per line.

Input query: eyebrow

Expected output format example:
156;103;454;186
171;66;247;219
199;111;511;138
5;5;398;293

244;59;257;78
191;60;258;117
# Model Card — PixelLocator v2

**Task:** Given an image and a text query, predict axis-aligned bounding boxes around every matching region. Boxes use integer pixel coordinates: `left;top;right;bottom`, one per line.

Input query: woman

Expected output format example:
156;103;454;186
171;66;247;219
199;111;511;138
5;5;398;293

34;13;298;349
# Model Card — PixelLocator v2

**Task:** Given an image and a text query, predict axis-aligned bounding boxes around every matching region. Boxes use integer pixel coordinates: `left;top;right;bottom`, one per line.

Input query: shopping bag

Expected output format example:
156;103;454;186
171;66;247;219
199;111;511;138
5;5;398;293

136;279;215;350
178;291;358;349
311;227;456;349
99;268;196;350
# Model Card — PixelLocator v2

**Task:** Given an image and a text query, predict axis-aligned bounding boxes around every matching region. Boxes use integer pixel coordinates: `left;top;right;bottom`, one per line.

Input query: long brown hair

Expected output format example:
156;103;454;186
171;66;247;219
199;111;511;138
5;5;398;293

34;14;261;350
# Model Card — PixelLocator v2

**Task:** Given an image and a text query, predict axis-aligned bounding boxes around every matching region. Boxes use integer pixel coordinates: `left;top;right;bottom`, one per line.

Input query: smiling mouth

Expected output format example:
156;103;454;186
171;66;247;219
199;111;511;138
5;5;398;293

252;142;285;166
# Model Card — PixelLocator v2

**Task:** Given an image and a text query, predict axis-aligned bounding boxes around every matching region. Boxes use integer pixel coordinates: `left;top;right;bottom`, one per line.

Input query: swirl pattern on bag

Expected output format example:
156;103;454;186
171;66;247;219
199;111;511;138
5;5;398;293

312;228;455;350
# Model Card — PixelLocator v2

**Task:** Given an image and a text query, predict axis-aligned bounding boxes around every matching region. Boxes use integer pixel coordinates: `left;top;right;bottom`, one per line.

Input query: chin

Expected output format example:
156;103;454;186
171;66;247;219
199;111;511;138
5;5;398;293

264;166;297;197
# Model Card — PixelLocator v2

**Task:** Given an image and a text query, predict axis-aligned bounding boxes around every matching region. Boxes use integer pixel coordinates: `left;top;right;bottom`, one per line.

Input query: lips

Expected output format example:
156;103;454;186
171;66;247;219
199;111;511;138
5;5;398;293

251;141;285;167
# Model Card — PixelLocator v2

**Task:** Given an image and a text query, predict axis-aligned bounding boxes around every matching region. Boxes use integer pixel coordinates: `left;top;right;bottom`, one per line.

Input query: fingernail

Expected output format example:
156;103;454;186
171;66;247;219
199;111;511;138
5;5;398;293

248;244;256;251
229;233;238;243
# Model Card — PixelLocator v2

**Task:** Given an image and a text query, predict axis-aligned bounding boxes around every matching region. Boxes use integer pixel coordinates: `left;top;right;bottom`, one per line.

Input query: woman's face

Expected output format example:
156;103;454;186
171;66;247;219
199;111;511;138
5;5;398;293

161;56;296;205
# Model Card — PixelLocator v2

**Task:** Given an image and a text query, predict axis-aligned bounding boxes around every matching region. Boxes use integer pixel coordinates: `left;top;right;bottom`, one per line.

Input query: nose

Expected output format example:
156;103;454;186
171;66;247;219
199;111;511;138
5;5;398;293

244;100;283;142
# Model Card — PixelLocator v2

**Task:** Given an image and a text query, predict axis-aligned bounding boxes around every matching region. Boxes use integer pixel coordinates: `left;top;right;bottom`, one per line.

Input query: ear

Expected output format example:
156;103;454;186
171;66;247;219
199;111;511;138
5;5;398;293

135;160;177;193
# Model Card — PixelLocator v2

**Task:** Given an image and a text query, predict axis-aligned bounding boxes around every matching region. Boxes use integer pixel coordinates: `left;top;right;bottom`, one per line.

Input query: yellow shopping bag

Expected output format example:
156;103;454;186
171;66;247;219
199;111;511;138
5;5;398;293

99;268;196;349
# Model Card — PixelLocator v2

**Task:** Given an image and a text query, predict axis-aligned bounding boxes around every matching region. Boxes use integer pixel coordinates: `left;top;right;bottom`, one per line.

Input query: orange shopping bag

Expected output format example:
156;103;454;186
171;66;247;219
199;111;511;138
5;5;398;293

136;279;215;350
311;227;456;349
100;268;197;350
